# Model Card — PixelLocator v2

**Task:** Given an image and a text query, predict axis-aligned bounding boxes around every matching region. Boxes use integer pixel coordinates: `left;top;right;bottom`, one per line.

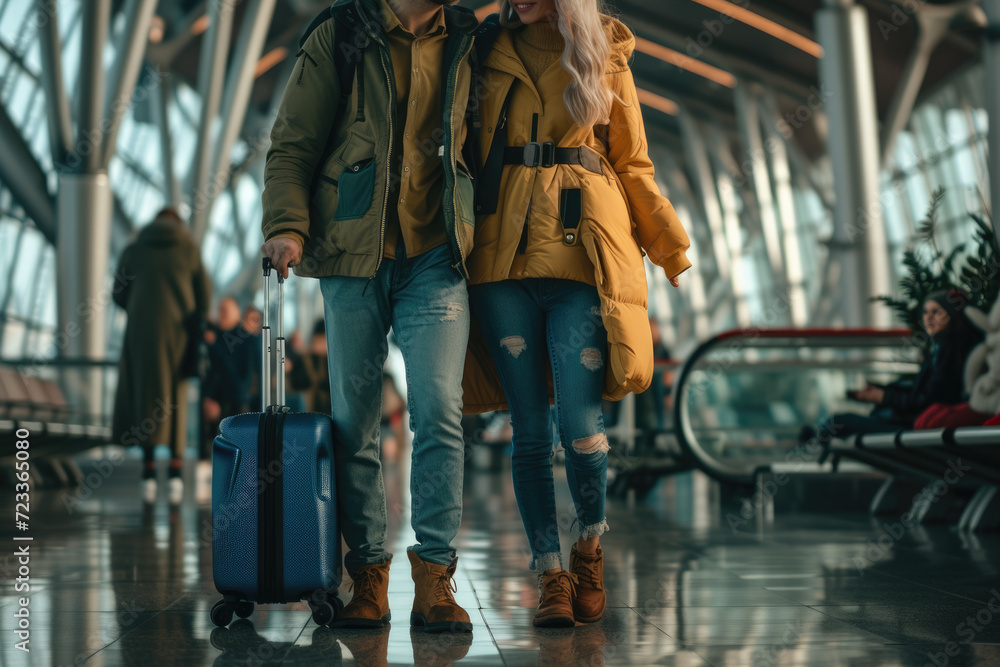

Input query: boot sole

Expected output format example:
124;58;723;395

573;601;606;624
573;611;604;624
410;613;473;633
329;612;390;629
532;614;576;628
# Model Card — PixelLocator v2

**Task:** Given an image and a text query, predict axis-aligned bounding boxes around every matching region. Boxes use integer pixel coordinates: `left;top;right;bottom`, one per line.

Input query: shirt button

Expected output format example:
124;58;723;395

411;100;416;106
404;166;409;172
405;133;410;138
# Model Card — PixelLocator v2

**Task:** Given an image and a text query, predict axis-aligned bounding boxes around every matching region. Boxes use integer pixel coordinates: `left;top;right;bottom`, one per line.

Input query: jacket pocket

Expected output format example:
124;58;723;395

456;163;475;227
334;157;376;221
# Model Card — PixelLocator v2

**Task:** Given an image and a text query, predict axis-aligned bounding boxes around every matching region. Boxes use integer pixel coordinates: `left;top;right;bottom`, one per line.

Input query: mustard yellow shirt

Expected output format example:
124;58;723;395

379;0;449;259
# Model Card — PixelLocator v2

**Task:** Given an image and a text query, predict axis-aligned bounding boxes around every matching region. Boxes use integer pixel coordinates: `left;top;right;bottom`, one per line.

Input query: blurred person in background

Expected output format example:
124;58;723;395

241;305;264;408
112;208;211;505
289;319;331;416
809;289;984;446
201;297;256;499
284;329;308;412
380;371;407;463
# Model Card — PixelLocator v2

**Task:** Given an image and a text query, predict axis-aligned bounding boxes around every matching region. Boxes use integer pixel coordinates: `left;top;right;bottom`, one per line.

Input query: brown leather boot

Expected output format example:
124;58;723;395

534;570;577;628
407;550;473;633
569;543;606;623
329;558;391;628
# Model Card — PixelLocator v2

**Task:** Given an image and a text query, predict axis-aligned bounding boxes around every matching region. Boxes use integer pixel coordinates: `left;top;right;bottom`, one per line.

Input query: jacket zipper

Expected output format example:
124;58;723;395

370;31;394;280
446;38;473;276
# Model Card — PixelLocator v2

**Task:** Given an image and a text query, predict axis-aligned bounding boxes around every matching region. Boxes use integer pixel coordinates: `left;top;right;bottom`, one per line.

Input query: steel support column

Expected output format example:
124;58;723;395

0;102;57;244
189;0;236;239
36;0;73;165
707;128;751;326
734;83;786;284
56;174;113;413
985;0;1000;234
77;0;111;174
658;146;714;342
678;111;732;286
152;67;181;207
880;1;984;169
816;0;891;326
208;0;278;227
758;98;809;327
101;0;158;169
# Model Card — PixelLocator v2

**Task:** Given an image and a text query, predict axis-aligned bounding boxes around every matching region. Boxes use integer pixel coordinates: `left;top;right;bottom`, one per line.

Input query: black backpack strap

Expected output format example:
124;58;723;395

466;14;504;213
299;2;367;122
475;83;515;216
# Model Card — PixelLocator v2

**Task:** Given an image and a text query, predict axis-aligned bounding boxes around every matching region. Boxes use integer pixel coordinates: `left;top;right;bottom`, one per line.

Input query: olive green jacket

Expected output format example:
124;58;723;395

261;0;479;279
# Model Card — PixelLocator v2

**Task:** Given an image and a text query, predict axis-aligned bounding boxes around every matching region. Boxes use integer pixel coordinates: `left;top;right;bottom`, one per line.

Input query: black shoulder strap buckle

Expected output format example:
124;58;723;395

523;142;542;167
540;142;556;168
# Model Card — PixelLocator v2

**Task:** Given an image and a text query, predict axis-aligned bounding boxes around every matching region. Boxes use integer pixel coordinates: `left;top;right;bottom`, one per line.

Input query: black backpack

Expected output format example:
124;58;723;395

299;3;501;131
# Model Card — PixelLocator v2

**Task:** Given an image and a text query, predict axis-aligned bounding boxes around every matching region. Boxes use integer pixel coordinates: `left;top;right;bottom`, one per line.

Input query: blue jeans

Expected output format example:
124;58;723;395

469;278;610;571
320;244;469;575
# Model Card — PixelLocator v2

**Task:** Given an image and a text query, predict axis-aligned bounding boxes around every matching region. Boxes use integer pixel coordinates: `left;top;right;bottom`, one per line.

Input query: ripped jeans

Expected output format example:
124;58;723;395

469;278;609;571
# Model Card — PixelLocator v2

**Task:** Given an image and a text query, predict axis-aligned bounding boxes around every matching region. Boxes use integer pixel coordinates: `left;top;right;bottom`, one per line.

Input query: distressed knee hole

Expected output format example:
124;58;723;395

439;302;464;322
572;433;609;455
499;335;527;358
580;347;603;371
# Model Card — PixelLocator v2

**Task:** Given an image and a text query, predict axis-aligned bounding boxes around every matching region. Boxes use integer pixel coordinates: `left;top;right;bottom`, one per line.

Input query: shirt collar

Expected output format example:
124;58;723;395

379;0;446;37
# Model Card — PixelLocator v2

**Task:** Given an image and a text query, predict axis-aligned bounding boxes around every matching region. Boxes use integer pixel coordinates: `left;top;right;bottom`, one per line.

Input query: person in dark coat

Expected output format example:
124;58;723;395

112;208;211;504
201;297;255;453
815;289;983;444
288;319;331;416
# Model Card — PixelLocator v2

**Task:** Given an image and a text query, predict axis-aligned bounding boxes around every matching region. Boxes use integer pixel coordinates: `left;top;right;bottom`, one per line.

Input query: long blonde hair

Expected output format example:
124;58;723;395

498;0;614;127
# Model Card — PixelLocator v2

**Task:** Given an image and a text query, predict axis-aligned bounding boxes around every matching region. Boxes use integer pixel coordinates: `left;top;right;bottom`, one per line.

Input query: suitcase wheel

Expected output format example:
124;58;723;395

311;601;335;626
235;601;254;619
211;599;235;627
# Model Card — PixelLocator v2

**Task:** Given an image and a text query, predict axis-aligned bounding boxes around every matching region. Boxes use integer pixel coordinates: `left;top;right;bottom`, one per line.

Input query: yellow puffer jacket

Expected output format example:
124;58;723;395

462;17;692;414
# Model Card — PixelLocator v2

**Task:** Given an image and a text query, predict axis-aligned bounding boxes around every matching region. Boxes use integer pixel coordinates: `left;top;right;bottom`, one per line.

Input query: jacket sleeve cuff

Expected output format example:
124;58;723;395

660;251;692;280
265;230;307;252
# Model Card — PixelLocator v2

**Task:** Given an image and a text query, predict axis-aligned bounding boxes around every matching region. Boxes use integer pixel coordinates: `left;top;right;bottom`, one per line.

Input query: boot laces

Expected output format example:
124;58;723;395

573;553;603;590
349;565;385;603
432;564;459;606
541;571;577;602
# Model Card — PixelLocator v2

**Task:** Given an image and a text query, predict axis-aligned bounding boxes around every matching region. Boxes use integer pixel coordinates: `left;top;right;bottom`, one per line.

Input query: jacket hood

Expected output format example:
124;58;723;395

137;215;192;247
602;16;635;74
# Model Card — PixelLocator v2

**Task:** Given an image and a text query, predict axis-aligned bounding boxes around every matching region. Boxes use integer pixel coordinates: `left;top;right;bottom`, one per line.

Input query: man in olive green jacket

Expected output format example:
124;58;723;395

261;0;479;633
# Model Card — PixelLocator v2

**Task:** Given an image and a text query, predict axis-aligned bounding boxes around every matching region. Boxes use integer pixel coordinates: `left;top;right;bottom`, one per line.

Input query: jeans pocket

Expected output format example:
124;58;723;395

334;158;376;221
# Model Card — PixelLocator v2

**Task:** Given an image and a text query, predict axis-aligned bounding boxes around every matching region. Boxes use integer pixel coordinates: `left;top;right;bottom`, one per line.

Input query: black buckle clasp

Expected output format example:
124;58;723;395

541;142;555;168
523;142;541;167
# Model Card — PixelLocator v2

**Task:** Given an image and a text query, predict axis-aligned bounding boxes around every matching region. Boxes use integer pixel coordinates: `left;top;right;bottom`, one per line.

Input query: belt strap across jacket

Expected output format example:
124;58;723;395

502;144;603;174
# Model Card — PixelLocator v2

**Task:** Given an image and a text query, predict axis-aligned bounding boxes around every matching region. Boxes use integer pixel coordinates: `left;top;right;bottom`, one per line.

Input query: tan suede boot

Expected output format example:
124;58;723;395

407;550;473;633
569;544;606;623
329;558;391;628
534;570;577;628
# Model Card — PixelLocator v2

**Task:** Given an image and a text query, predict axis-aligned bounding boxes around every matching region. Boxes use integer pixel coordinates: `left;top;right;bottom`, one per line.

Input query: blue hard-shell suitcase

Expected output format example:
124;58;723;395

210;258;341;627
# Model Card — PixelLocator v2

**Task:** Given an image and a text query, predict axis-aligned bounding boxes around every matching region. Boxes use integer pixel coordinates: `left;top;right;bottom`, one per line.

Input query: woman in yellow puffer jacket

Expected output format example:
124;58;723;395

463;0;691;628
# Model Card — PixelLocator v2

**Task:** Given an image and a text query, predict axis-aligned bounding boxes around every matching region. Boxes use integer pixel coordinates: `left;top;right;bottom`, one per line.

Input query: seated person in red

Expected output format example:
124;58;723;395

812;290;982;444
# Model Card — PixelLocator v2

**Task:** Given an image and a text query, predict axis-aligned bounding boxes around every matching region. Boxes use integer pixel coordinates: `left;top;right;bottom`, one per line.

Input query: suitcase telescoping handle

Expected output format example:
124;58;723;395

261;257;287;410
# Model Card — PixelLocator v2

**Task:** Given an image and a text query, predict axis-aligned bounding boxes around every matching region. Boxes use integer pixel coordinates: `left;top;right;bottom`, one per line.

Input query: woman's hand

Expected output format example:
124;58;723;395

855;385;885;404
669;276;680;288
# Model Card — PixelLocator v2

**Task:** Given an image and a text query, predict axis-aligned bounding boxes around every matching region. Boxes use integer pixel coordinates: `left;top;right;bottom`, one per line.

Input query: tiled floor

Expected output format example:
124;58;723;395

2;452;1000;666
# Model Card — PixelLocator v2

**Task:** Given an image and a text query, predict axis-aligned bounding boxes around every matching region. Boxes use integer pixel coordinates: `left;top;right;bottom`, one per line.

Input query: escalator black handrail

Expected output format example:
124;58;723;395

672;327;914;485
1;358;119;368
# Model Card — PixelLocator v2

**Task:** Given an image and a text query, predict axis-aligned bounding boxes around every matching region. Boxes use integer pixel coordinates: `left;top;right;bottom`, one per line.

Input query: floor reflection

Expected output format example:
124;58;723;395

2;456;1000;665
